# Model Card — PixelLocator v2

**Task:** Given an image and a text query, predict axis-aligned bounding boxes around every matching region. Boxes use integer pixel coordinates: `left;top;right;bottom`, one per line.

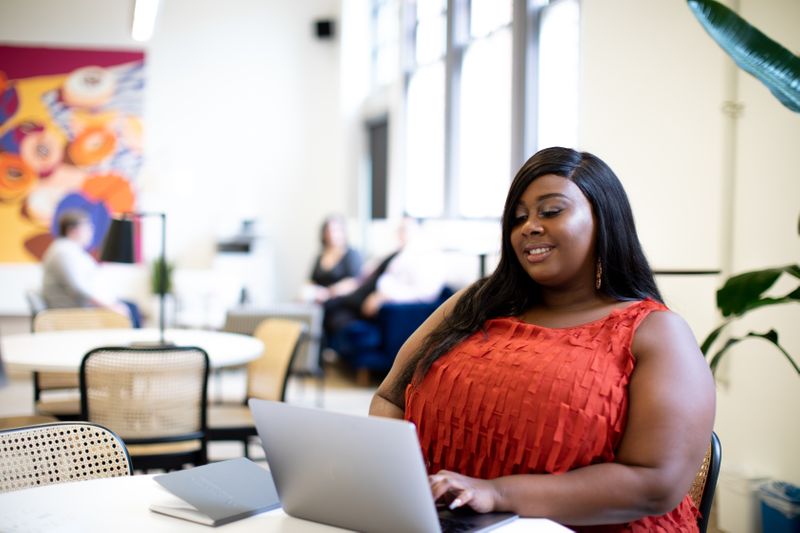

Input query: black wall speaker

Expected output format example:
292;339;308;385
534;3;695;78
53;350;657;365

314;19;335;40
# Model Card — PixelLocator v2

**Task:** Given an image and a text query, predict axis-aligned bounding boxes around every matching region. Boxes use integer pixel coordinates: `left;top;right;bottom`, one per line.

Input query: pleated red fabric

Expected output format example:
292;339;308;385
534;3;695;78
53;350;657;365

405;299;700;532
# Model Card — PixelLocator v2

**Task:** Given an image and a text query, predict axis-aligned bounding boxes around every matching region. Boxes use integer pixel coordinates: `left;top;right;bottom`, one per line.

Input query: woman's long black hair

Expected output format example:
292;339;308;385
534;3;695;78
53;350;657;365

391;147;662;397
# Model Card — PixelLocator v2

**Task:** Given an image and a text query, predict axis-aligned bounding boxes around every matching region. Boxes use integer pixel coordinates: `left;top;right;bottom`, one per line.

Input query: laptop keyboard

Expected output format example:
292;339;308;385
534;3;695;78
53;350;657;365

439;516;477;533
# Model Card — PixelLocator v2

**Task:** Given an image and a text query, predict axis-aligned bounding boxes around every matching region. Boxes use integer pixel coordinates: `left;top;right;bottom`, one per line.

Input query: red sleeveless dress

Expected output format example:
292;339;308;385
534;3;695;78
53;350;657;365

405;299;700;532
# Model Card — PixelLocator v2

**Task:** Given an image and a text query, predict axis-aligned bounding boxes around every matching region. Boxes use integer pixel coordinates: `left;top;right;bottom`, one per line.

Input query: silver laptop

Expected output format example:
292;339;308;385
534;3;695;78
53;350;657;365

249;399;518;533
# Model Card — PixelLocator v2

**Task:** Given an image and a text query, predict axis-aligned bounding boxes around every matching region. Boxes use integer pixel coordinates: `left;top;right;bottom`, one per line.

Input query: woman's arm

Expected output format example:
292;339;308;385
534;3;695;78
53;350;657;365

326;248;363;297
369;289;468;420
327;276;359;298
430;310;716;525
344;248;363;278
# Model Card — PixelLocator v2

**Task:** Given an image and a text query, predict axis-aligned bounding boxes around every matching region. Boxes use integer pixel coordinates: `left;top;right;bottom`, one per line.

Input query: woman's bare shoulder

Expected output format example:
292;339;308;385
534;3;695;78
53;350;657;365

632;308;702;361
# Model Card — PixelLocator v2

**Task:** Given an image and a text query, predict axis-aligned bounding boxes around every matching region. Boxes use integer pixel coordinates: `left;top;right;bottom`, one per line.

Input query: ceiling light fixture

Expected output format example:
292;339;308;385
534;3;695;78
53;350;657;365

132;0;160;42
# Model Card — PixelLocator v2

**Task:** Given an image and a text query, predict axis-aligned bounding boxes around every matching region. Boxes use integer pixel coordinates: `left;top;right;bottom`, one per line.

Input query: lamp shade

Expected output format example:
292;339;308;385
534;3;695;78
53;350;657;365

100;217;135;263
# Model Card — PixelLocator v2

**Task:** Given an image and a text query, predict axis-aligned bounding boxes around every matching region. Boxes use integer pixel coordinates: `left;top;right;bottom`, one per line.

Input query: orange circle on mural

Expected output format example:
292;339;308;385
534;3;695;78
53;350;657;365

20;129;65;175
82;173;135;215
0;153;37;201
68;126;116;167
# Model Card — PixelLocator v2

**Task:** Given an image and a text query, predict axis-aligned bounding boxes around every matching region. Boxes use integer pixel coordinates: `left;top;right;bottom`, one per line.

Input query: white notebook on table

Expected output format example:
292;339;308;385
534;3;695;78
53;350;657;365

150;458;280;526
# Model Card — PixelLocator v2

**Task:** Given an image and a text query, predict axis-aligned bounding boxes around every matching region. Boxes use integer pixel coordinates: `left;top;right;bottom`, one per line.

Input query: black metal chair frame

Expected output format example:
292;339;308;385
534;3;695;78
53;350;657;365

697;431;722;533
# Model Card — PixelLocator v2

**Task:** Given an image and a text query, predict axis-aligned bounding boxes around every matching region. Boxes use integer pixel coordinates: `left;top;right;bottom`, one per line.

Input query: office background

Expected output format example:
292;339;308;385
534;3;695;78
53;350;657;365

0;0;797;528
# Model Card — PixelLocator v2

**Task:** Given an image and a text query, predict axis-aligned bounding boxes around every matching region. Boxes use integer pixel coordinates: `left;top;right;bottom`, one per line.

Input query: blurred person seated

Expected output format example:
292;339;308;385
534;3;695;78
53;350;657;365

323;216;445;340
41;210;141;327
302;214;363;304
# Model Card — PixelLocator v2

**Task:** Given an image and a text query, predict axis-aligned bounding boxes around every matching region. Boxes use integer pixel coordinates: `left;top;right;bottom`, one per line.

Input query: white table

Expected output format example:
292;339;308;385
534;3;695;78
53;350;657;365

0;474;573;532
1;328;264;373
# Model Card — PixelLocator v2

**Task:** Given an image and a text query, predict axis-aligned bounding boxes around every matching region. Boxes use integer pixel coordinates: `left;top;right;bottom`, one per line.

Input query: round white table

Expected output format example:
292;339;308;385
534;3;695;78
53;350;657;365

1;328;263;373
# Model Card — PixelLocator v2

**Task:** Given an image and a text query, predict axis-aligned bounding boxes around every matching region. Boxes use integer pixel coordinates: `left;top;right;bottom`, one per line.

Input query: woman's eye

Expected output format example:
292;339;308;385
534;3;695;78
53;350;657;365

540;208;562;218
512;214;527;225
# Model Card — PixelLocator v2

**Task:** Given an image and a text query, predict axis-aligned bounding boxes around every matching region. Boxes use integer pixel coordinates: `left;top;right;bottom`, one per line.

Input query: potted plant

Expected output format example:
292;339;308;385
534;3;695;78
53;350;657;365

150;258;174;329
151;258;173;296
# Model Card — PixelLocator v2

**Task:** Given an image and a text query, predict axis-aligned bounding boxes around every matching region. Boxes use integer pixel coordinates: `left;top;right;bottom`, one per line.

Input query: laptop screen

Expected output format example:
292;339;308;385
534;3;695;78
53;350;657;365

249;399;517;533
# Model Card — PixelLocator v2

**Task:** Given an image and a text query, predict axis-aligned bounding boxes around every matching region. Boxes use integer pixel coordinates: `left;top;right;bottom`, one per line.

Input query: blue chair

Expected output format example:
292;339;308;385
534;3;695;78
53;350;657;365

330;287;454;380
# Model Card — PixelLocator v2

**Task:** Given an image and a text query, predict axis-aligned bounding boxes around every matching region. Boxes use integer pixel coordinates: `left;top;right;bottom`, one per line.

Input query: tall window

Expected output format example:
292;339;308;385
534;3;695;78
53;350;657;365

537;0;580;149
457;0;512;218
371;0;400;88
404;0;447;218
391;0;579;219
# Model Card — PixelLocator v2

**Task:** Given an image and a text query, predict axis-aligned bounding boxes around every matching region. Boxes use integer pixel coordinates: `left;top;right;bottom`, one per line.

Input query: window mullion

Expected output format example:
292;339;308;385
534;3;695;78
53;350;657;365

444;0;467;219
513;0;545;168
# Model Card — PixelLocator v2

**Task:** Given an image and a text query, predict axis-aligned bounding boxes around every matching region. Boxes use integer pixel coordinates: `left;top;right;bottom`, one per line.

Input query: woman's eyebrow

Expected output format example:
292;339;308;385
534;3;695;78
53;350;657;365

536;192;569;202
516;193;569;208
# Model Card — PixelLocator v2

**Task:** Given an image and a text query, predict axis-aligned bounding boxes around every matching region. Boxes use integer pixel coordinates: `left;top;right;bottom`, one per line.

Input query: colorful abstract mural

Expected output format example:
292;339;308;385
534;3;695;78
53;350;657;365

0;45;144;262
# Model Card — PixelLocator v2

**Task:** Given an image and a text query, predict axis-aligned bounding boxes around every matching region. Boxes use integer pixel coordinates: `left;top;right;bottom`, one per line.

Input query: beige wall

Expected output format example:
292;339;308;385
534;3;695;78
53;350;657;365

578;0;800;506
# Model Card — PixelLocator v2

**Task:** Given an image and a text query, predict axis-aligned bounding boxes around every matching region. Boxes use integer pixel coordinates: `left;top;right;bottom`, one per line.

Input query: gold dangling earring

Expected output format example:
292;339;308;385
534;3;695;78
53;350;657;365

595;259;603;290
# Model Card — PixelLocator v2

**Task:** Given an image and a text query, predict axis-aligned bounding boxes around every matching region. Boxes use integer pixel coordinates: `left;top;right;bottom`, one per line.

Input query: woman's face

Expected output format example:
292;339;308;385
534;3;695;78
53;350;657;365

324;219;346;247
509;174;597;290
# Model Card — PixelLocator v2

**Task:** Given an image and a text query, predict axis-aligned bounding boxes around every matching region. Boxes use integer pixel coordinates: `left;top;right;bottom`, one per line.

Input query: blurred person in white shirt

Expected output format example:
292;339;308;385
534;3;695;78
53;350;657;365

41;210;138;324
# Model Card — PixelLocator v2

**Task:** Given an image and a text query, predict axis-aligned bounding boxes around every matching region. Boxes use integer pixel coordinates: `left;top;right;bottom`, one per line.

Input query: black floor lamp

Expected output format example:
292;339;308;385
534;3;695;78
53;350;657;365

100;211;170;346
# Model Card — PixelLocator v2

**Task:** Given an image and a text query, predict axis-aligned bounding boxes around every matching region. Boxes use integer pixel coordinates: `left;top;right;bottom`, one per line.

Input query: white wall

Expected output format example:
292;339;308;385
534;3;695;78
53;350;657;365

579;0;800;514
580;0;728;271
0;0;345;311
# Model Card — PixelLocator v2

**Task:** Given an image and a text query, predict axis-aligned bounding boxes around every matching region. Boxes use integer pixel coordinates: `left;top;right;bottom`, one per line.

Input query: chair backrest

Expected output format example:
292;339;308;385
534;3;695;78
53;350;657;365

25;289;47;314
247;318;305;402
24;290;47;332
0;422;132;493
223;304;323;375
690;431;722;533
33;309;133;394
33;307;132;332
80;346;209;444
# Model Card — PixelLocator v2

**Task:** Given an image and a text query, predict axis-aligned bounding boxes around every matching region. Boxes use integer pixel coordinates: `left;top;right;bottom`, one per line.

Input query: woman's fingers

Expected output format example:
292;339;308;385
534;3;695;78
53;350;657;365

428;470;497;514
429;472;458;498
449;488;474;509
429;471;473;508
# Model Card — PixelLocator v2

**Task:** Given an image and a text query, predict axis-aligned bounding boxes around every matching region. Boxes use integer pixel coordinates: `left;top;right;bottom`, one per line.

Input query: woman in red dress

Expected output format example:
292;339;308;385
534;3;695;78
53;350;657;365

370;147;716;532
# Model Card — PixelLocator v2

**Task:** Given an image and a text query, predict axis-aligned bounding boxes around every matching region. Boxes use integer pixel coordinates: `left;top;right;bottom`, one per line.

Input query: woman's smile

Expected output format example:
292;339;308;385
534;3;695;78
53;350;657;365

522;244;554;263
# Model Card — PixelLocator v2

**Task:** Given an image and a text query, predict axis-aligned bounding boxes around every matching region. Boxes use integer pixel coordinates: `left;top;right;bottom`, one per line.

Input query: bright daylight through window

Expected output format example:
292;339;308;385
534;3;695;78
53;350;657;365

384;0;579;220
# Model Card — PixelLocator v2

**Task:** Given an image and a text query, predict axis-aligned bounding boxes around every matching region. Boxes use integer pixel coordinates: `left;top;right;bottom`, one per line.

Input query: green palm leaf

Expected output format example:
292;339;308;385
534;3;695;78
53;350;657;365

700;322;729;355
716;265;800;317
687;0;800;112
708;330;800;376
